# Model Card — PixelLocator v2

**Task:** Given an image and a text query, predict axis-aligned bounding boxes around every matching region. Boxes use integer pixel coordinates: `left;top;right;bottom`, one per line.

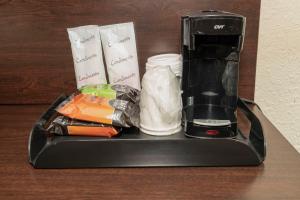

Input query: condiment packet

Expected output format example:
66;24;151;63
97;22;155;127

48;116;121;137
56;93;140;127
67;25;107;89
80;84;140;104
99;22;140;90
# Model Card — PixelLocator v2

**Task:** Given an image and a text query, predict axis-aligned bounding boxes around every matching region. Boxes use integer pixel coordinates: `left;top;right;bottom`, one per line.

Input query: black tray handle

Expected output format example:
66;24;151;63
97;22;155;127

238;97;266;161
28;94;67;165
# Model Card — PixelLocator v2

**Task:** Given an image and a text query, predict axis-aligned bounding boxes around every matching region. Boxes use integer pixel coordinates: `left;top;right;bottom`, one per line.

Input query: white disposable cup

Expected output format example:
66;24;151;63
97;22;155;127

140;122;182;136
147;54;181;64
140;65;182;136
146;53;182;77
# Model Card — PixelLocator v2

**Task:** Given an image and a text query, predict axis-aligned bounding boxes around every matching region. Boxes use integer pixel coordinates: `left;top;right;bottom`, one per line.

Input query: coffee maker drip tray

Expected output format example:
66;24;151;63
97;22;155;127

193;119;231;127
183;104;237;138
184;104;237;124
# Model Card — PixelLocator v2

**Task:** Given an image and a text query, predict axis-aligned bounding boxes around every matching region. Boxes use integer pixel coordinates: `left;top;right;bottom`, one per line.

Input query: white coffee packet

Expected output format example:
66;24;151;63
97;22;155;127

99;22;141;90
67;25;107;89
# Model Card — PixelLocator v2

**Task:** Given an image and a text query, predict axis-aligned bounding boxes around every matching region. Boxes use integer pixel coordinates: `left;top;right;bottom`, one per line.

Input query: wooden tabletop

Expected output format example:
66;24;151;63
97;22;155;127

0;105;299;200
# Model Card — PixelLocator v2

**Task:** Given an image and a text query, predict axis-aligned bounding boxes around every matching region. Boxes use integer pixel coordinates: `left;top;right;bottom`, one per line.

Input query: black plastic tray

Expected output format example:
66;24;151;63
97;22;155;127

28;95;266;168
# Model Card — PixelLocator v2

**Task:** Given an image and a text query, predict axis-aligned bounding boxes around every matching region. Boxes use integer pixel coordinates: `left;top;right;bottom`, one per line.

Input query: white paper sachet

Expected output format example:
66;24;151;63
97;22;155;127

99;22;141;90
67;25;107;89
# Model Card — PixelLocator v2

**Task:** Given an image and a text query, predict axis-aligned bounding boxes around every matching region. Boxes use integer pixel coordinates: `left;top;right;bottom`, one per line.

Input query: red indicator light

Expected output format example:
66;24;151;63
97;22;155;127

206;130;219;135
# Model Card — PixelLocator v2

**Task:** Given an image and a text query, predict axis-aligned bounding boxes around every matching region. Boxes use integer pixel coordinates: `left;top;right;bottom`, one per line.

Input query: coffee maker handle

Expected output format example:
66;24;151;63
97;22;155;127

237;98;266;161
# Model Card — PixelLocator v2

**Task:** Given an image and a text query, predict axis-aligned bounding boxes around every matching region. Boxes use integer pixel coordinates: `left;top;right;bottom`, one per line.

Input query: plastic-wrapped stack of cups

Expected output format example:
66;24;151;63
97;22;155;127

146;54;182;85
139;53;183;136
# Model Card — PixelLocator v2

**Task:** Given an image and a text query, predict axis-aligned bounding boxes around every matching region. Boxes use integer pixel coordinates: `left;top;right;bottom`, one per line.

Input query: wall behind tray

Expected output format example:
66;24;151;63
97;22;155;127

255;0;300;153
0;0;260;104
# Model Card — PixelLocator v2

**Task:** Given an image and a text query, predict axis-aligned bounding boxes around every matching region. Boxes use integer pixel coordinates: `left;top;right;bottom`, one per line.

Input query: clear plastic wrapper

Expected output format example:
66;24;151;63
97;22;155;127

140;65;182;135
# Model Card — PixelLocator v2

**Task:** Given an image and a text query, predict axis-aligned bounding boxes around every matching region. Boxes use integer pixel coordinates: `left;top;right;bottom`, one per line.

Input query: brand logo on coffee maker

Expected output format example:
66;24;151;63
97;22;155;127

214;24;225;30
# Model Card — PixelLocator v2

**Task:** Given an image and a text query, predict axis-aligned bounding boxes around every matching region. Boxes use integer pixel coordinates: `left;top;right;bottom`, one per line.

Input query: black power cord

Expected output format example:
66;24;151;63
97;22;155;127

239;97;262;112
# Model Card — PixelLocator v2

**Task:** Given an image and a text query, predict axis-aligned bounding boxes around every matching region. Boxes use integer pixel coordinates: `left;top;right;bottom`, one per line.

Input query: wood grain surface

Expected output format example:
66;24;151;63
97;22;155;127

0;105;299;200
0;0;260;104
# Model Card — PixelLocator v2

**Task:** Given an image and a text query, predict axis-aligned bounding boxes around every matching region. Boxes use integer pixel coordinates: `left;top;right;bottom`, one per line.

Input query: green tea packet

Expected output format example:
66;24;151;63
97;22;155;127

80;84;140;103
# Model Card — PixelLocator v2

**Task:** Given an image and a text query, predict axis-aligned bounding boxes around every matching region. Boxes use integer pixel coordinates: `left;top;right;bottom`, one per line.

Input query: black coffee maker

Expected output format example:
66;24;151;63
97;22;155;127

181;10;245;138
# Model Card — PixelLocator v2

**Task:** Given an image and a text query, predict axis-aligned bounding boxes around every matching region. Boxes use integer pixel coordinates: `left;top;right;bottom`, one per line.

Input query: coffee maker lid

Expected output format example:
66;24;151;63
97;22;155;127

184;10;244;20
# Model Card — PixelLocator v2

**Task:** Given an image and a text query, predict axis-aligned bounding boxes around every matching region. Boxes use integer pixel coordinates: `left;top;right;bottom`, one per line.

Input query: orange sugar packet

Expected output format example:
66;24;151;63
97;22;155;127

56;93;139;127
48;116;121;137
